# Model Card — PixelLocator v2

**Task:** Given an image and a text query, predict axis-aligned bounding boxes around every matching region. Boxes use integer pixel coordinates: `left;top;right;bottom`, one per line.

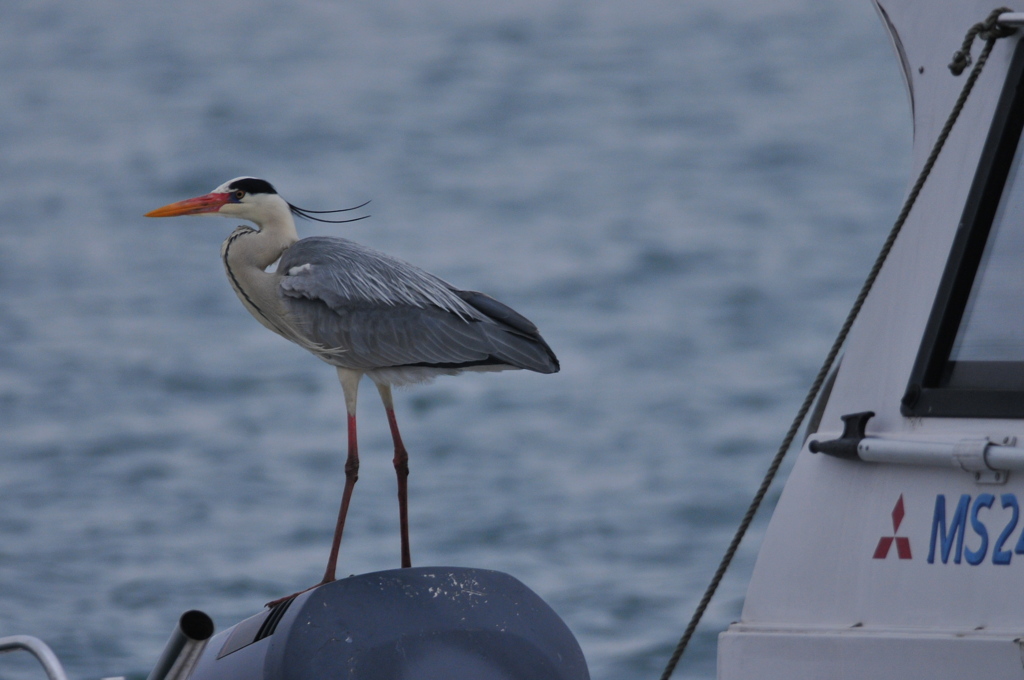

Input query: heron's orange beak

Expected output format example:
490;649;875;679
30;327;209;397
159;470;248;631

145;192;231;217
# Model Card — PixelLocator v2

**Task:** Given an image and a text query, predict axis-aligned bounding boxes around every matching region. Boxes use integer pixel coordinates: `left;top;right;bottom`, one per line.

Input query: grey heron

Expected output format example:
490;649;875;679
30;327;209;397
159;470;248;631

145;177;559;600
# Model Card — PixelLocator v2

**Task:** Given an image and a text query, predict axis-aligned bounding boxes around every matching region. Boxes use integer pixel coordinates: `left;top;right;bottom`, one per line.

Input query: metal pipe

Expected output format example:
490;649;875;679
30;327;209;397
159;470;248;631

811;434;1024;473
998;12;1024;26
0;635;70;680
982;445;1024;471
146;610;215;680
856;438;962;468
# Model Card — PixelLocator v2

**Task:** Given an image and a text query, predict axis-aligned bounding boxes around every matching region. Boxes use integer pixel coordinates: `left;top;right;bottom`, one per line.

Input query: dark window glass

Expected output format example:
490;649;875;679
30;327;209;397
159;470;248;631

903;39;1024;418
944;137;1024;389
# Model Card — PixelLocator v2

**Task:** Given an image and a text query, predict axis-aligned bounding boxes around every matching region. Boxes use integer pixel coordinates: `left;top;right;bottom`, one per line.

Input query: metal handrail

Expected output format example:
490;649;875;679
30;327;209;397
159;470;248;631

998;12;1024;26
808;412;1024;484
0;635;70;680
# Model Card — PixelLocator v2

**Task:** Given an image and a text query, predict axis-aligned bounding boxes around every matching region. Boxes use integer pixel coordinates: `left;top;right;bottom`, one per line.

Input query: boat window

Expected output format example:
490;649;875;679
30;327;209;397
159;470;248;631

903;39;1024;418
946;149;1024;384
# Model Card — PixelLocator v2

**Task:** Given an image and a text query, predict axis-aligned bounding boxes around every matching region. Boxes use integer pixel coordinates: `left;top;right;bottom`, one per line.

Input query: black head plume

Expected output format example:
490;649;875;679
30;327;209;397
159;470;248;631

289;200;371;224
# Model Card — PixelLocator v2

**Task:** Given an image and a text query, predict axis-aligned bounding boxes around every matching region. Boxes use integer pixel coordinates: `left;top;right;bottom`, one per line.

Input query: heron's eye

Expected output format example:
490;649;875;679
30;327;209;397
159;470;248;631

234;190;246;201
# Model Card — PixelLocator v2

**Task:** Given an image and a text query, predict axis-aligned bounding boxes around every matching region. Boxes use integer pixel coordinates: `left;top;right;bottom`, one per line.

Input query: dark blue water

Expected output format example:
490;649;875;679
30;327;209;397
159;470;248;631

0;1;909;679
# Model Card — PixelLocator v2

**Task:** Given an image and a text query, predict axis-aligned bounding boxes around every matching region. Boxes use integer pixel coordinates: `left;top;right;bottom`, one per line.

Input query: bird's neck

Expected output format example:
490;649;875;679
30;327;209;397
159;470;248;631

225;210;300;271
220;210;300;339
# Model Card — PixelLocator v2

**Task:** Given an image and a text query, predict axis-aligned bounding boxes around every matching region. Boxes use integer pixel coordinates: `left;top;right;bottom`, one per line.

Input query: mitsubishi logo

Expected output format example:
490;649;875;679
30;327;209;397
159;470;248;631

874;494;912;559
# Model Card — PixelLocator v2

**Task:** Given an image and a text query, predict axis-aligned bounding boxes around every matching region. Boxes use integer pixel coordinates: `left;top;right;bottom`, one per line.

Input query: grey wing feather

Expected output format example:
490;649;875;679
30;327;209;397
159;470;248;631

277;237;559;374
279;237;478;318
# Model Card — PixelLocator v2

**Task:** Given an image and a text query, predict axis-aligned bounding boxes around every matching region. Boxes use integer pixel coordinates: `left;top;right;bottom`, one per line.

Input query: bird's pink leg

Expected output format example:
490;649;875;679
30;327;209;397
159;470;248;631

322;412;359;583
321;369;364;583
388;409;412;569
378;384;412;568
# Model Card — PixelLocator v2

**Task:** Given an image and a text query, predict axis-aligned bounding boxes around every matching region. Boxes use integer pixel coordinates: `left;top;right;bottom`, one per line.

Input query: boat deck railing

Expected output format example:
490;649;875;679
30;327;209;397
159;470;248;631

0;635;70;680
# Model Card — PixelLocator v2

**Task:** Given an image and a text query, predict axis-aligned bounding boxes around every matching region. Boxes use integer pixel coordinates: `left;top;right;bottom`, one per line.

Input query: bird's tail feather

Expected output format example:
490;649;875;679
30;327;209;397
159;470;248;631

481;323;560;374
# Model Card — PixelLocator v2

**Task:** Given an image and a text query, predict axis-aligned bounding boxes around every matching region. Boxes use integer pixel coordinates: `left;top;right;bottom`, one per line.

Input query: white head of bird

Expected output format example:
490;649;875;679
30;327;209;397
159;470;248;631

146;177;322;231
147;177;276;215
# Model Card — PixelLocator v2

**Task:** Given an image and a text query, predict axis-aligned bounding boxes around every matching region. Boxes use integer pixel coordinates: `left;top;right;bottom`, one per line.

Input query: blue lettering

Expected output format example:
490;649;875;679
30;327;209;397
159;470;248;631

994;494;1018;565
929;494;971;564
1014;496;1024;555
965;493;995;565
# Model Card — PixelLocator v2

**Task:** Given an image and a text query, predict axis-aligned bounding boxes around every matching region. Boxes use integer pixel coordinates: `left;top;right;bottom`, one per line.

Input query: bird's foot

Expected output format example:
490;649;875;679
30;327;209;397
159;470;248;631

265;577;334;609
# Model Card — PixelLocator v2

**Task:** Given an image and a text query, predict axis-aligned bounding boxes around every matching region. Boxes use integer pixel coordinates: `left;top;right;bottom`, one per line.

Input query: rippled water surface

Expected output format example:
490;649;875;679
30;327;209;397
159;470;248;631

0;1;909;678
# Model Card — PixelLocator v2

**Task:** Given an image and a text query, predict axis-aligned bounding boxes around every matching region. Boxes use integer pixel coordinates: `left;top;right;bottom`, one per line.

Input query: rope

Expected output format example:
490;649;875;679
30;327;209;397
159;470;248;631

950;7;1015;75
658;10;1016;680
